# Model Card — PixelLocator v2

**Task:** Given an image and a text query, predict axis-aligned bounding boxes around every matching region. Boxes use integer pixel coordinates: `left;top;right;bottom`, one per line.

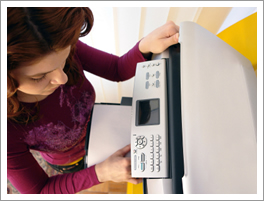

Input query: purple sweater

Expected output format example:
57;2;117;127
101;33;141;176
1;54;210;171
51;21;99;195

7;40;146;194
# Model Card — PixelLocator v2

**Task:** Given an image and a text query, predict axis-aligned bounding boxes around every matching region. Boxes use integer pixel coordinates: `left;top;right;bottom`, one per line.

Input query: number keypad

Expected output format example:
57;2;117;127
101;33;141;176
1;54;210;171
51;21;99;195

149;134;162;172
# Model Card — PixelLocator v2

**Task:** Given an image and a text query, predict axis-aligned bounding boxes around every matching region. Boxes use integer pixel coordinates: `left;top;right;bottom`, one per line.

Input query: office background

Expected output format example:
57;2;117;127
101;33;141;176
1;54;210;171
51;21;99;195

79;7;258;104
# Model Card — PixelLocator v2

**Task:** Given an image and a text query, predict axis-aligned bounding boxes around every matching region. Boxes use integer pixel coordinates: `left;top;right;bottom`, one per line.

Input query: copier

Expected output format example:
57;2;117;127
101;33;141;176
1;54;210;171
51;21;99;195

86;21;257;194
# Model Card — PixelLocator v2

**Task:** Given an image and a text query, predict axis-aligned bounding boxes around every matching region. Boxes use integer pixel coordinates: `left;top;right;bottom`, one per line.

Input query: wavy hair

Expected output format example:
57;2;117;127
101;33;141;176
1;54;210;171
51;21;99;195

7;7;94;123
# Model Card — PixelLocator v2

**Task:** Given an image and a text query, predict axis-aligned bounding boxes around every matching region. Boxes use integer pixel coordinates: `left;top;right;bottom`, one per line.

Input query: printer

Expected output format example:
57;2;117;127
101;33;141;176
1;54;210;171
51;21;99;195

86;21;257;194
130;21;257;194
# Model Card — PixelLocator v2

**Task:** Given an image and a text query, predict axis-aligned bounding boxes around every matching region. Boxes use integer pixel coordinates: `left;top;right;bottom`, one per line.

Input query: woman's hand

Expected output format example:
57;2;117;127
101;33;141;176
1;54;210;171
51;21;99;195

95;144;142;184
139;21;179;55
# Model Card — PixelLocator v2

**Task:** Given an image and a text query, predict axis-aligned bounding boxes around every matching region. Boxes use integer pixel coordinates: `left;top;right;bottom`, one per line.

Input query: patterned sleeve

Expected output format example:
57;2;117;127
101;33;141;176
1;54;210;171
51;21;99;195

7;115;100;194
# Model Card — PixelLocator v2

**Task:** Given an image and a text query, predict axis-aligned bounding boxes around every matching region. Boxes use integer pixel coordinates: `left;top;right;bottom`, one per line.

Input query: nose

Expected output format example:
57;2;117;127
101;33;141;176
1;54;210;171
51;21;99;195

50;67;68;85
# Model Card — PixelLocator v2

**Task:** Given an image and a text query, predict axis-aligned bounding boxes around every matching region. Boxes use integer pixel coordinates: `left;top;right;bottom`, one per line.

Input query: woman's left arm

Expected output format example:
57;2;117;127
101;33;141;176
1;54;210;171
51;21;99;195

76;21;179;82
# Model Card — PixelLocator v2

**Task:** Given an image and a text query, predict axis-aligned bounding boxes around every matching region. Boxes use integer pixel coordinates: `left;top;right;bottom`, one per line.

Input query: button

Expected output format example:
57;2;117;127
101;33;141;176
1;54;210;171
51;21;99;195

156;159;160;165
155;147;160;153
156;80;160;88
155;152;160;159
150;140;154;147
138;139;143;145
141;163;145;172
142;137;147;146
150;153;154;159
150;135;154;141
150;147;154;153
137;144;144;149
134;139;138;146
150;165;154;172
156;71;160;79
150;159;154;165
156;63;160;66
146;72;150;80
134;155;137;170
156;165;160;172
141;153;145;162
156;134;160;140
156;140;160;147
145;81;150;89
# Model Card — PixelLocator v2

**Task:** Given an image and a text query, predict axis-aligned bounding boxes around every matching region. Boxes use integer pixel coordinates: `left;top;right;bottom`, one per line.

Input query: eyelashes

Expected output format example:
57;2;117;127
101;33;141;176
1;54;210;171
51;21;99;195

31;74;47;83
30;61;66;83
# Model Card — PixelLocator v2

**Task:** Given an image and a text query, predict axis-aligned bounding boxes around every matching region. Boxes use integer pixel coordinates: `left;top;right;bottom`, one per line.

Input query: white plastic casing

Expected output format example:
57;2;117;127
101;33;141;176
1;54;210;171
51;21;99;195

180;21;257;194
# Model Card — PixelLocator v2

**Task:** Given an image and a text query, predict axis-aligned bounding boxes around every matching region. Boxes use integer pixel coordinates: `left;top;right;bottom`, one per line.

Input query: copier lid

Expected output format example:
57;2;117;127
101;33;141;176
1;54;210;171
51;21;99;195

179;21;257;194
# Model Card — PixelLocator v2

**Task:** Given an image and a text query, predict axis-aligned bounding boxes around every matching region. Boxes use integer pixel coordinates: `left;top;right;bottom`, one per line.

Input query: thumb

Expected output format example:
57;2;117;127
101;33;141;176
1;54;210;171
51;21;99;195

115;144;131;157
164;32;179;47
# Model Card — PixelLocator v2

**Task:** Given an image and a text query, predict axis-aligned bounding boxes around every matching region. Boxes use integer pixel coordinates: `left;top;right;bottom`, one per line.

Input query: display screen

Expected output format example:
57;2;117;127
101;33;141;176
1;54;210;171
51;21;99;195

136;99;160;126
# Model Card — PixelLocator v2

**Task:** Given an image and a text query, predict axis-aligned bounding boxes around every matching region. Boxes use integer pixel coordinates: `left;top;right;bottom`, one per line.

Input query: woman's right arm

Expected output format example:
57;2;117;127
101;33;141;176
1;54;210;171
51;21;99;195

95;144;142;185
7;129;100;194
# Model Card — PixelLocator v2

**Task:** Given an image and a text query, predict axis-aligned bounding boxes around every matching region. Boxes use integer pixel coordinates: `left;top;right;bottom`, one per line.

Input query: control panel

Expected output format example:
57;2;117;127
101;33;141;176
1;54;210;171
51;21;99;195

131;59;169;178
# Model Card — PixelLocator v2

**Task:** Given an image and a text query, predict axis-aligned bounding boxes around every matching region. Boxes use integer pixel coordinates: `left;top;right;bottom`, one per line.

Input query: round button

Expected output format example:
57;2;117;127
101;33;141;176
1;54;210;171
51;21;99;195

136;136;147;149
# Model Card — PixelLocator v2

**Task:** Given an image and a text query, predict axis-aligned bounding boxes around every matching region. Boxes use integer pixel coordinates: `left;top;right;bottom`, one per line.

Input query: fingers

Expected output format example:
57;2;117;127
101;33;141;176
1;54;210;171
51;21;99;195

161;21;179;48
125;163;143;185
115;144;131;157
165;20;180;35
127;178;143;185
97;147;142;184
162;32;179;48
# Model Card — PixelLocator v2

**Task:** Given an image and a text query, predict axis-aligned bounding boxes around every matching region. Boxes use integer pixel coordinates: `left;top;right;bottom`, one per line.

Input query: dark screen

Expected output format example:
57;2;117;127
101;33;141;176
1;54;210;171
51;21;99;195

136;99;160;126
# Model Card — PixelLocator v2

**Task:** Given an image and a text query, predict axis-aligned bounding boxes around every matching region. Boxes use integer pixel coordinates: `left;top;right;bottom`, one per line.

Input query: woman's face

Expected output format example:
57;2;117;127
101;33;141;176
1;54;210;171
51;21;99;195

10;46;71;102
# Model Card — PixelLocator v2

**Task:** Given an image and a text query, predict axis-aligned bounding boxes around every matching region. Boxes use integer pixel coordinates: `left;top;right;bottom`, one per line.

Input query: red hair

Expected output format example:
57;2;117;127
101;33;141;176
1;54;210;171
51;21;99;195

7;7;94;123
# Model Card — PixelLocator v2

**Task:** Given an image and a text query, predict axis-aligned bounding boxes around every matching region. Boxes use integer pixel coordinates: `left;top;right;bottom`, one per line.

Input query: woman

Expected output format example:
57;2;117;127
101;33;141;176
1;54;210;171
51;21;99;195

7;7;179;194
